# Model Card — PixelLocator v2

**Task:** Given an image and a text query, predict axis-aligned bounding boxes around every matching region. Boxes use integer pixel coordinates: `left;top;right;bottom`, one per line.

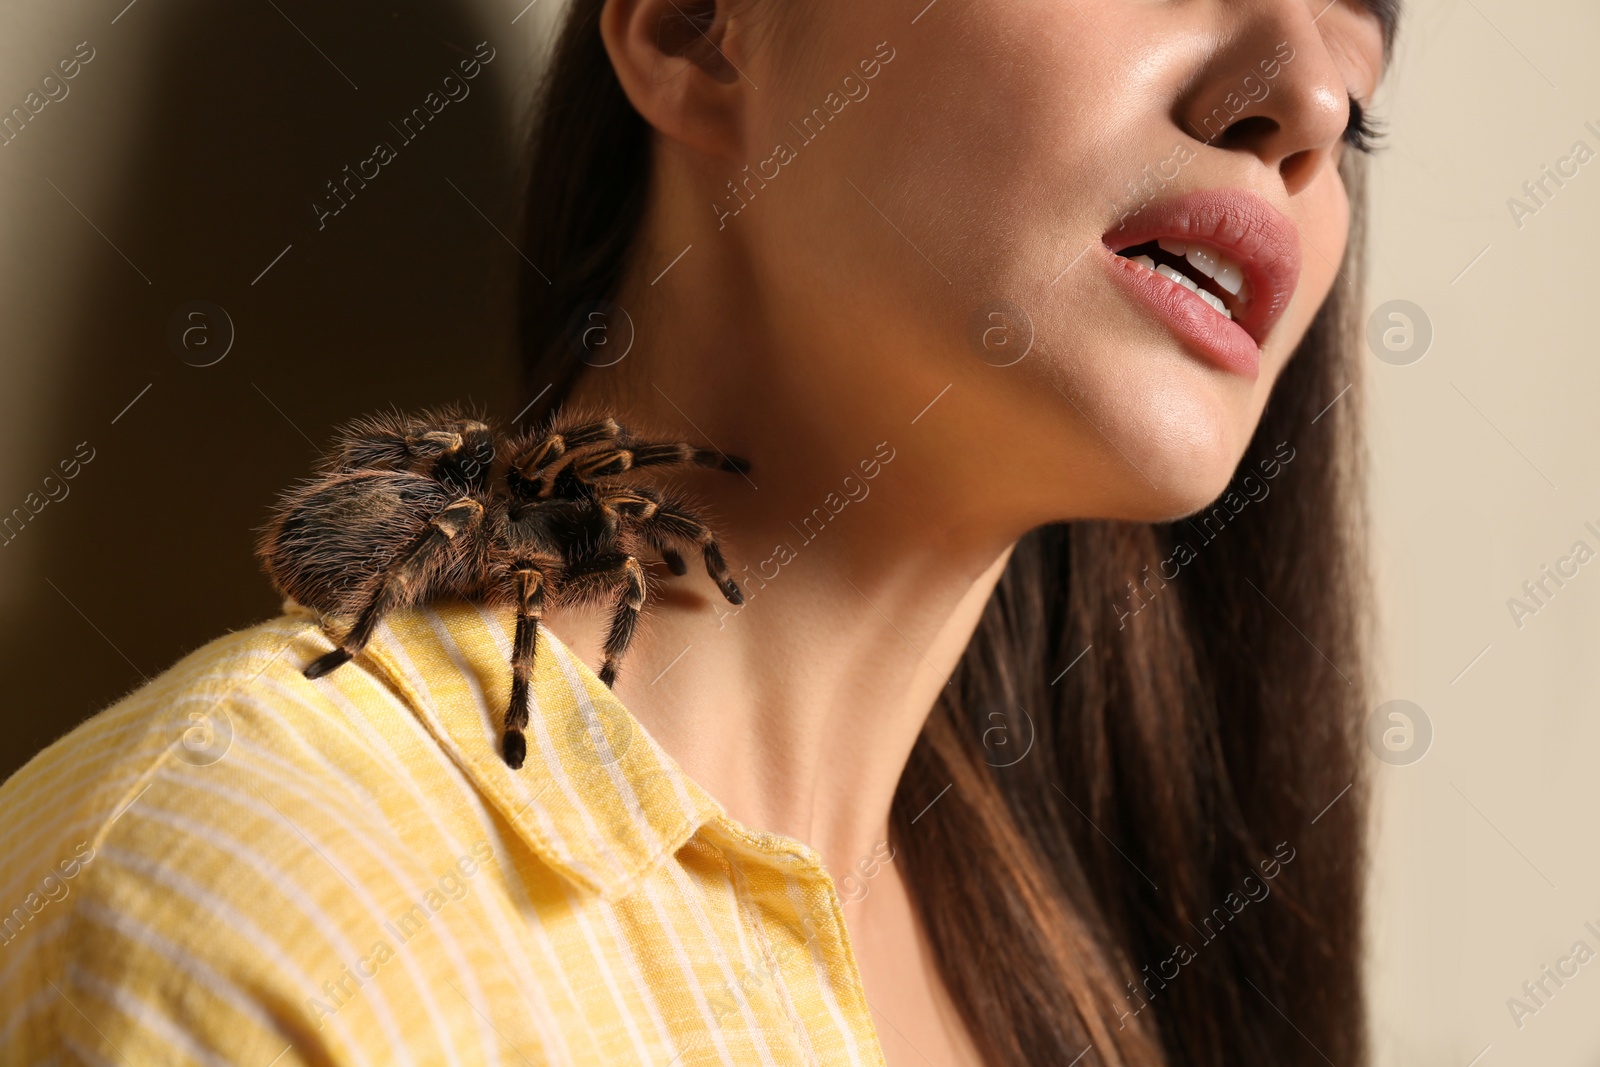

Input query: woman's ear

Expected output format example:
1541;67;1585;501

600;0;750;161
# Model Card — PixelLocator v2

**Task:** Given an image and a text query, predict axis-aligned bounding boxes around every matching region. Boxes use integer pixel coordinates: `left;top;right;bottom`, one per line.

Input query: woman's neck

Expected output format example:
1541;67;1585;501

544;268;1020;880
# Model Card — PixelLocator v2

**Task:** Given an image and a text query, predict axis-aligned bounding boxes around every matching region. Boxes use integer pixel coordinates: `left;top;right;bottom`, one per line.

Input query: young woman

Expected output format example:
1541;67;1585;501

0;0;1396;1064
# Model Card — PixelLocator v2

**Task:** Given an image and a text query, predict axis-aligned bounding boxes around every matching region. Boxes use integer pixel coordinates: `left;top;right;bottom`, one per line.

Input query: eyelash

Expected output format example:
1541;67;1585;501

1344;98;1385;154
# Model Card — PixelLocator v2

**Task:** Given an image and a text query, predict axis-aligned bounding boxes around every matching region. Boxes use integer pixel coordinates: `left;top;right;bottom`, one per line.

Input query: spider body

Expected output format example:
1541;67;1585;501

259;407;748;768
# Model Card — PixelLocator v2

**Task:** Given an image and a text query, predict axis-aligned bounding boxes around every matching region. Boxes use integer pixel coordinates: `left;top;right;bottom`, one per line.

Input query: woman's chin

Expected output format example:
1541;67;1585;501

1095;480;1242;526
1082;404;1253;523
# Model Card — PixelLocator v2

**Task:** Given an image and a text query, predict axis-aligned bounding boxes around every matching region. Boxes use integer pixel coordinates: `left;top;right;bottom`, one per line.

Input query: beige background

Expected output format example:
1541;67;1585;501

1363;0;1600;1062
2;0;1595;1062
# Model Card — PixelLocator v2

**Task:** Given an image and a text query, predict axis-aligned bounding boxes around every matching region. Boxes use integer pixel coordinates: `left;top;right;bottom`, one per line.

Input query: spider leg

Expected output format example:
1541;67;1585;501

501;562;549;770
508;418;623;496
598;486;744;606
555;442;749;498
560;553;648;688
303;497;483;679
623;440;750;476
549;417;625;452
597;556;647;688
344;429;463;472
324;408;490;474
660;549;688;576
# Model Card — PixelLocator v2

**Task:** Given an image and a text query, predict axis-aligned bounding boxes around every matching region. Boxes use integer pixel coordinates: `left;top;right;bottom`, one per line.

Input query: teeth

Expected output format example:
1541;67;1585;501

1123;248;1236;320
1212;260;1243;297
1155;263;1199;292
1195;288;1232;319
1142;238;1247;300
1176;244;1245;298
1184;245;1218;279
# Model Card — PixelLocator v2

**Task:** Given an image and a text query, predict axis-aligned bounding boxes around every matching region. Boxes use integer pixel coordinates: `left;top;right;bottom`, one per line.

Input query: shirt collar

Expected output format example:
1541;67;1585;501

353;599;727;901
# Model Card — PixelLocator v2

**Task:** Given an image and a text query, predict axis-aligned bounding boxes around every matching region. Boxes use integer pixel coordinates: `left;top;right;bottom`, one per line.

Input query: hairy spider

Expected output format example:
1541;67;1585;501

258;406;748;769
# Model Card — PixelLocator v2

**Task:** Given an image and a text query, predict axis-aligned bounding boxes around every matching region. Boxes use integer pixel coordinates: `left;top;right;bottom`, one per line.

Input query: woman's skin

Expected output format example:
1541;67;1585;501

540;0;1386;1061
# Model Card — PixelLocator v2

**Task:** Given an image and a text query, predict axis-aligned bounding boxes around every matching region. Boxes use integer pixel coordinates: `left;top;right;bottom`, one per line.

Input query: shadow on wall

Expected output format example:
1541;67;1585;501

0;0;531;779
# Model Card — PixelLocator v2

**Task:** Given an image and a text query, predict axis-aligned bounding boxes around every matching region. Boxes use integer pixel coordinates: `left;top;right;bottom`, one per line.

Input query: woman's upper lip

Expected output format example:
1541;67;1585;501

1101;188;1302;347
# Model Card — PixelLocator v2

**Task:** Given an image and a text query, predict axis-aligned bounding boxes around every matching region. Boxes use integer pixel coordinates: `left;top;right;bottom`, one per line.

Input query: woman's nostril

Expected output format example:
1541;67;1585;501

1215;114;1280;148
1279;147;1324;193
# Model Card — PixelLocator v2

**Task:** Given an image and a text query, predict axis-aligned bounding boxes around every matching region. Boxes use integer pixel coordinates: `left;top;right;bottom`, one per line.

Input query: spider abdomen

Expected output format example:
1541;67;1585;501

263;470;476;619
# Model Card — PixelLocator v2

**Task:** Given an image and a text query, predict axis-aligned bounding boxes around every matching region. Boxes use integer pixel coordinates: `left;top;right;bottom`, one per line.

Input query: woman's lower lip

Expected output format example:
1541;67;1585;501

1098;245;1261;379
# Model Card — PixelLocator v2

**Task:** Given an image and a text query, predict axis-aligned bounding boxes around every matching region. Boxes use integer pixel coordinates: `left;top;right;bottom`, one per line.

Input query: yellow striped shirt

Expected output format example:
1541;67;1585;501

0;600;888;1066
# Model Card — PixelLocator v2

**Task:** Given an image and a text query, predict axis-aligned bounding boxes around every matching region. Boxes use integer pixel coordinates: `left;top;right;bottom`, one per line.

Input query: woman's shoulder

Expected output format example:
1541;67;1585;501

0;605;521;1063
0;611;377;941
0;609;330;827
0;610;361;1058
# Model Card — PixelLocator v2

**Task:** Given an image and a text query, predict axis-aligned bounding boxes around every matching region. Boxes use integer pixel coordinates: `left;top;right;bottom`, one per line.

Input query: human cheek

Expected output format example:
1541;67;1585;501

828;4;1126;284
1270;172;1349;366
1305;167;1352;286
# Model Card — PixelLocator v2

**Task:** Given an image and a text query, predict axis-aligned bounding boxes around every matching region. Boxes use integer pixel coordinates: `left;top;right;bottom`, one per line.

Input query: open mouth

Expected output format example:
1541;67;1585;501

1115;238;1248;323
1097;189;1302;377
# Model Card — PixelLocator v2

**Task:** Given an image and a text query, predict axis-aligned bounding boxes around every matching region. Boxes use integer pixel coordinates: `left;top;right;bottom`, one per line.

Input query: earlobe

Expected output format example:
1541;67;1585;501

601;0;746;159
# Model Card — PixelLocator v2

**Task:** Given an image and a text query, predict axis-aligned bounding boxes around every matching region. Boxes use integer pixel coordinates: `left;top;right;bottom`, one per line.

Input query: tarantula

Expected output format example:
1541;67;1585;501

258;406;748;769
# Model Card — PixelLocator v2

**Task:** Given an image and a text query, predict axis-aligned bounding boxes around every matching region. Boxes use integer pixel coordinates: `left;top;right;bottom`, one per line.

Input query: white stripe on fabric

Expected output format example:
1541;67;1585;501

58;1031;122;1067
0;767;153;914
92;846;378;1067
782;871;865;1067
633;874;743;1067
0;986;57;1050
428;607;627;895
66;963;237;1067
726;856;819;1065
588;890;688;1065
153;750;500;1067
659;862;783;1067
408;611;717;1065
380;617;649;1067
415;610;690;1066
76;900;286;1041
259;670;564;1067
540;634;676;849
374;620;600;1067
123;798;447;1067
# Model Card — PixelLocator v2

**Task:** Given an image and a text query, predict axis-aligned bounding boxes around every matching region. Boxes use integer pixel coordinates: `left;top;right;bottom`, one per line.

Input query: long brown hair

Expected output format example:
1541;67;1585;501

514;3;1398;1063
